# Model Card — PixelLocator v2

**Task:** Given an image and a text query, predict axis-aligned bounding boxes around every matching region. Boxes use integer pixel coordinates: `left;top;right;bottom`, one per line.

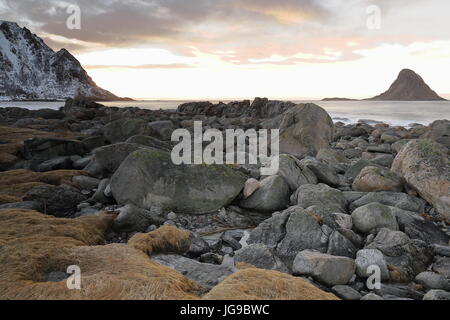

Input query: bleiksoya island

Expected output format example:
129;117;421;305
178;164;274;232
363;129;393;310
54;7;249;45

0;2;450;304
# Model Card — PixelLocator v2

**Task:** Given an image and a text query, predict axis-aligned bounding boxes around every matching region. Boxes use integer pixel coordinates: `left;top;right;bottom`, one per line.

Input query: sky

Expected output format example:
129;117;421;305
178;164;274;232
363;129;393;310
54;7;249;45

1;0;450;100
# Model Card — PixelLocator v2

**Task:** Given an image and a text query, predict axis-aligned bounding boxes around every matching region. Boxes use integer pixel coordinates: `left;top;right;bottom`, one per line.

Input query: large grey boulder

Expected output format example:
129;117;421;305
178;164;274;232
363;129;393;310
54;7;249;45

103;118;147;143
351;203;398;234
352;166;403;193
421;119;450;148
331;285;362;300
350;191;426;213
391;207;449;245
355;249;389;281
415;272;450;290
276;207;329;265
415;271;450;291
300;157;340;187
238;175;290;213
366;228;433;282
152;254;234;289
327;230;358;258
276;103;334;157
146;120;176;140
234;244;289;273
423;290;450;300
84;143;149;178
113;204;165;233
432;257;450;277
276;154;317;191
111;148;246;214
291;183;348;214
344;159;379;182
248;209;291;248
391;139;450;219
292;250;356;286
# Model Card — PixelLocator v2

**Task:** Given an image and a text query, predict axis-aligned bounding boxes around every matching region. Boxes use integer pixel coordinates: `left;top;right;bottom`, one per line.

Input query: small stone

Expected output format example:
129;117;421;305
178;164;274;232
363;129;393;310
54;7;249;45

360;293;384;300
331;285;362;300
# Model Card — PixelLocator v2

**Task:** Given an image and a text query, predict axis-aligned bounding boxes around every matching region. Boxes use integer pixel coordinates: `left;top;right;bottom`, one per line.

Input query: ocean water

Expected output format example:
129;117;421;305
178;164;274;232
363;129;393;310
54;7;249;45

1;100;449;127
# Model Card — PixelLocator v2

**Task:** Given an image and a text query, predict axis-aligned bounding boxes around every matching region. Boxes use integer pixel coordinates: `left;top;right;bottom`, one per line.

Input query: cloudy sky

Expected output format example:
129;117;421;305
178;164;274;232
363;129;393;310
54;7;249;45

1;0;450;99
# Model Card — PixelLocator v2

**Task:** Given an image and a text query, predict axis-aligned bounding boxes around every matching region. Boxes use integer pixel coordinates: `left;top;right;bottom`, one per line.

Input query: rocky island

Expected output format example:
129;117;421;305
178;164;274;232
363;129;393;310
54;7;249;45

323;69;446;101
0;97;449;300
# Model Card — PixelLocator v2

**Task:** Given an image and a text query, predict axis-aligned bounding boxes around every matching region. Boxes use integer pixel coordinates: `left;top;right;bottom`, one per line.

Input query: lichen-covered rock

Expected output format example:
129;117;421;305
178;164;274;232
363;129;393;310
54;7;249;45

276;103;334;157
111;148;246;214
238;175;290;213
276;154;317;191
352;166;403;192
391;140;450;219
351;203;398;234
292;250;356;286
291;183;348;214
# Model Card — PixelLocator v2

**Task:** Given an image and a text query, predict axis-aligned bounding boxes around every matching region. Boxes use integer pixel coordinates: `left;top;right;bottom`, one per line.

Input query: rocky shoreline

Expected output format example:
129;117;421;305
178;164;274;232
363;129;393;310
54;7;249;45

0;98;449;300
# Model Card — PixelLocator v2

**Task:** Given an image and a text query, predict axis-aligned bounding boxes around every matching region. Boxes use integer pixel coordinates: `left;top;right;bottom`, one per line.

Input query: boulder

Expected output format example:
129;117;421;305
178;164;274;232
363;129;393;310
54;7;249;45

350;191;425;213
344;159;379;182
432;257;450;277
248;209;291;248
234;244;289;273
146;120;176;140
355;249;389;281
22;137;85;160
351;203;399;234
23;184;87;217
276;207;329;265
103;118;148;143
423;290;450;300
300;157;340;187
111;148;246;214
352;166;403;192
291;184;347;214
72;175;100;190
366;228;433;282
276;104;334;157
113;204;165;233
421;120;450;148
36;156;73;172
391;140;450;219
152;254;234;289
391;207;449;245
415;272;450;290
242;178;261;198
292;250;356;286
84;143;149;178
327;230;358;258
331;285;362;300
238;175;290;213
276;154;317;191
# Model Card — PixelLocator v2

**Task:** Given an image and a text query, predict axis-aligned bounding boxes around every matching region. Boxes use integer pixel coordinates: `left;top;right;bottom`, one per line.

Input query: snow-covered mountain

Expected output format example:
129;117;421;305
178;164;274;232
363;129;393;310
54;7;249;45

0;20;120;101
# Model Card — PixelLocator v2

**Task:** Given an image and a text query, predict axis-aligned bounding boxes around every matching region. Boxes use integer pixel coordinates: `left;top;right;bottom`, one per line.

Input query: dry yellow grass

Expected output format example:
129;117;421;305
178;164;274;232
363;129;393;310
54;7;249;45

128;225;191;255
0;169;86;200
0;209;338;300
0;126;80;156
0;209;204;300
204;267;339;300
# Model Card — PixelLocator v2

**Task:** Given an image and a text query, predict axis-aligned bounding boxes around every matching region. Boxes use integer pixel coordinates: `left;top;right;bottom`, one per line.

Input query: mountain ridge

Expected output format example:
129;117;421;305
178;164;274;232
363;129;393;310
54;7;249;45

0;21;125;101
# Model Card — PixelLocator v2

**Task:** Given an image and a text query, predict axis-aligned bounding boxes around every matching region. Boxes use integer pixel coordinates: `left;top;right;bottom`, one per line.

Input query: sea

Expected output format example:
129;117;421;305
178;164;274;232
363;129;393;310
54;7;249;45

1;100;449;128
